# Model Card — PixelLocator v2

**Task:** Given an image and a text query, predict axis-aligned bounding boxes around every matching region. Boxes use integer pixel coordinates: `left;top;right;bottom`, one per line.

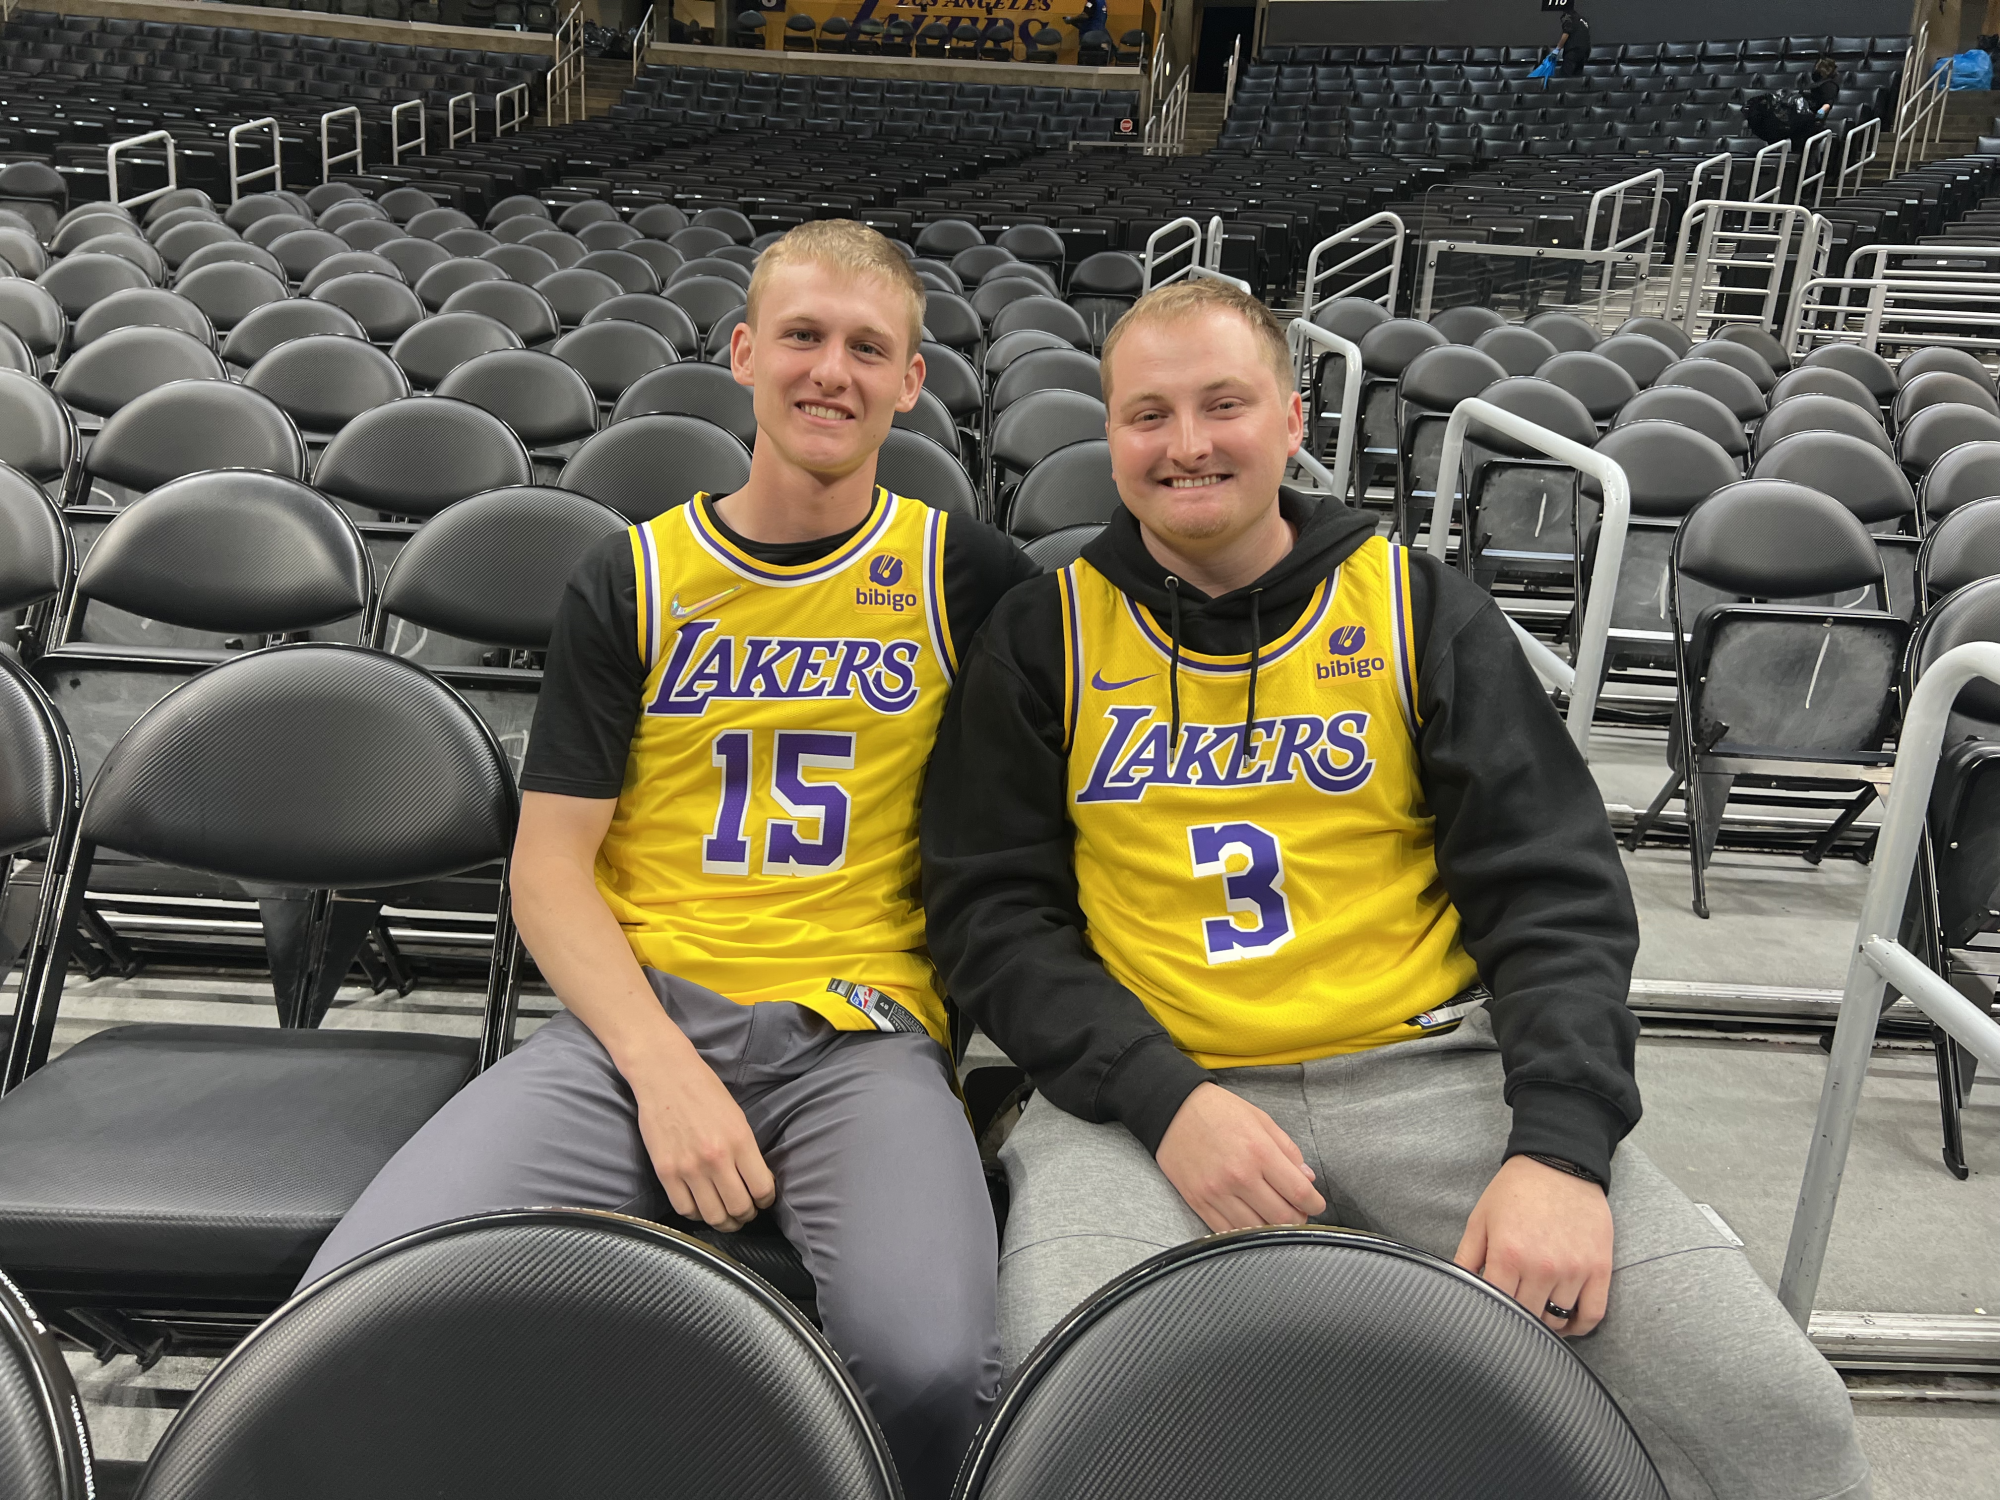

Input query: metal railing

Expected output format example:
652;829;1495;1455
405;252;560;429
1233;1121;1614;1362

1746;139;1790;204
1779;641;2000;1327
496;82;529;137
547;3;586;126
1144;66;1189;156
1223;32;1240;117
1888;19;1948;177
1287;319;1363;507
632;3;655;79
1836;117;1880;199
1796;128;1834;208
1140;215;1202;289
225;117;281;205
1664;199;1821;337
1301;211;1405;320
107;130;178;211
447;91;477;149
1688;151;1734;209
320;106;363;182
391;98;427;166
1786;270;2000;365
1580;166;1665;295
1427;398;1631;761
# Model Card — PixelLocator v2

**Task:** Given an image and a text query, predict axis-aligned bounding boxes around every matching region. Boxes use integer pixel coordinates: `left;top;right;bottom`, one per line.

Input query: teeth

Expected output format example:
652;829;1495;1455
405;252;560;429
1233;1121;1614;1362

801;403;850;420
1166;476;1224;488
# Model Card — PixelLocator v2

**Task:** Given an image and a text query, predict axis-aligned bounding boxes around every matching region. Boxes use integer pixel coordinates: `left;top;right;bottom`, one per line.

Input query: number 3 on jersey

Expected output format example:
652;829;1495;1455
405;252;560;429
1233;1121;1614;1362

1187;822;1294;963
704;730;854;877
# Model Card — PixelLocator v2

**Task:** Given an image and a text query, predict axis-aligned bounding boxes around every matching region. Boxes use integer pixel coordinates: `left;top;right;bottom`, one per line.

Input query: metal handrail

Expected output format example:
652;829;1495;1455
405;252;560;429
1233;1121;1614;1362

632;3;655;80
548;3;586;126
1427;398;1631;760
1223;32;1240;117
1143;66;1189;157
1837;117;1880;198
107;130;178;210
496;82;529;136
1140;215;1203;290
390;98;427;166
320;106;362;182
1301;211;1405;319
1889;26;1949;178
1779;640;2000;1327
1785;273;2000;362
1286;319;1363;507
1688;151;1733;209
1747;139;1790;204
447;91;477;148
1665;198;1820;336
225;117;281;205
1580;168;1665;302
1780;212;1835;345
1845;242;2000;281
1796;128;1834;208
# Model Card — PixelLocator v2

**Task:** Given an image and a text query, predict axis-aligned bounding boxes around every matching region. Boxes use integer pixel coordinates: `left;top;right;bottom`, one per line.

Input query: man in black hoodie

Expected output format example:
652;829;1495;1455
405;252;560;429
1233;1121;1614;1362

922;282;1867;1499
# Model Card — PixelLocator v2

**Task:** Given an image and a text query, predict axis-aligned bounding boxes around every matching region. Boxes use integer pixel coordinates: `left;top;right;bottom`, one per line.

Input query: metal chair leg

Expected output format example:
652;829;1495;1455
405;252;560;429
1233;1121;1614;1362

1804;784;1879;865
1627;771;1682;852
1934;1023;1971;1181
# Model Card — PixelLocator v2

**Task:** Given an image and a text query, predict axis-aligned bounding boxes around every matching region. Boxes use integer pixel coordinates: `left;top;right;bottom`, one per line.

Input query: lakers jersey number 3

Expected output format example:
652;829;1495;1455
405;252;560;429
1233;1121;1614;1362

1060;536;1478;1068
595;489;955;1043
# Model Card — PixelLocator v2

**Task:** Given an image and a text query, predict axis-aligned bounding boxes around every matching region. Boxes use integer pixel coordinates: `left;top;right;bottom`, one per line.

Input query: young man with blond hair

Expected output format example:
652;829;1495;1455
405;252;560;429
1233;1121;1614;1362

922;279;1868;1500
305;220;1034;1497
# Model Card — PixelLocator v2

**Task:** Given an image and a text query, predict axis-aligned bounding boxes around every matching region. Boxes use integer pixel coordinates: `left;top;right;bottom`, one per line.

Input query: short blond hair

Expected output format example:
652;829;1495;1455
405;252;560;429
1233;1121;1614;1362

745;219;928;359
1100;279;1294;404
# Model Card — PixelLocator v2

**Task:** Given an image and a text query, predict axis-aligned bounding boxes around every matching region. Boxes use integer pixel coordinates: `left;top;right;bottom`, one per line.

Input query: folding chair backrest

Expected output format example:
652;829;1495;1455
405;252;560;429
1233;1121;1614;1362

1911;574;2000;742
0;1268;93;1500
1754;393;1889;462
1918;438;2000;526
1009;438;1119;540
314;396;534;520
1899;403;2000;488
435;350;599;453
84;380;306;505
1920;496;2000;603
1799;342;1897;406
876;429;978;519
557;415;753;521
0;373;75;501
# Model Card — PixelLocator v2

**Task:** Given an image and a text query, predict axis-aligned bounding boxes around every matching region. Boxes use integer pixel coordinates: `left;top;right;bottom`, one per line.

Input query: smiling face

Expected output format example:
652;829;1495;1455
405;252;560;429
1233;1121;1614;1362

1104;304;1304;556
731;257;926;484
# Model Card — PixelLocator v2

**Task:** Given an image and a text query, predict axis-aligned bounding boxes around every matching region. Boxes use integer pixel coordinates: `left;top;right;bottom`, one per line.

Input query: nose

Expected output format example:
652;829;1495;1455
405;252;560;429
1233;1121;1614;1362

1166;407;1212;468
810;338;852;392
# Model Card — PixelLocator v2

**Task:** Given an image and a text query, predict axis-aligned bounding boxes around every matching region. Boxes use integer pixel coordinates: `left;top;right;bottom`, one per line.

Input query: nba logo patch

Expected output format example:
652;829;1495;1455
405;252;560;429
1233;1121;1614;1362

854;553;919;615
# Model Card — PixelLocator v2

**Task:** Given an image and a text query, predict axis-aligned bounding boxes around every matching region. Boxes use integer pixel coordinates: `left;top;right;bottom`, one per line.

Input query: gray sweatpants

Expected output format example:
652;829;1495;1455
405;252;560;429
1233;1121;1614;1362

302;971;1002;1500
999;1011;1868;1500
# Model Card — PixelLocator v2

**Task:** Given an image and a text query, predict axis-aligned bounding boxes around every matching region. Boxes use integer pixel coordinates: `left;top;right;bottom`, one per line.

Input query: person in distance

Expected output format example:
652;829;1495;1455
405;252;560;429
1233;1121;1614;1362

921;279;1868;1500
300;220;1036;1500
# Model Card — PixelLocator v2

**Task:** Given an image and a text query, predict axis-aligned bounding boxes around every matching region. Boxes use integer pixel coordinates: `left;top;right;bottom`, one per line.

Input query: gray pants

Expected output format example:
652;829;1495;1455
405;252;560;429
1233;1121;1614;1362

999;1012;1868;1500
303;972;1002;1500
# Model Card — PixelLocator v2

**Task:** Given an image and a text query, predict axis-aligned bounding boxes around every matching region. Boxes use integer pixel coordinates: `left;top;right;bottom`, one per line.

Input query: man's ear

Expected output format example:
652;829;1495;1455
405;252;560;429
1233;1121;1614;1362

729;319;755;389
1284;387;1305;456
896;348;928;414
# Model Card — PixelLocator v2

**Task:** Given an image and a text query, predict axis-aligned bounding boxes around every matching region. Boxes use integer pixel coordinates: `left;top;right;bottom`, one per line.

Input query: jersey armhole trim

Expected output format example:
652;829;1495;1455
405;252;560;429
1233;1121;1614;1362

1058;563;1082;752
923;505;956;683
1388;541;1421;734
631;521;662;672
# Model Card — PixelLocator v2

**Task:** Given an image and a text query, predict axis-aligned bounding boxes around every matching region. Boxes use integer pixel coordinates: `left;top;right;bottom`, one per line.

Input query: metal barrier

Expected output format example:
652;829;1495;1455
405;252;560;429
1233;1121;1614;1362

1286;318;1363;506
547;3;586;126
1664;199;1821;337
1687;152;1734;209
1796;128;1834;208
1140;215;1203;290
447;92;477;149
496;82;529;137
632;3;654;79
320;106;362;182
1888;19;1949;178
1426;397;1631;761
225;117;281;205
1786;271;2000;365
391;98;427;166
1778;640;2000;1327
1223;33;1240;117
1301;211;1405;320
1836;117;1879;199
107;130;178;211
1747;139;1791;204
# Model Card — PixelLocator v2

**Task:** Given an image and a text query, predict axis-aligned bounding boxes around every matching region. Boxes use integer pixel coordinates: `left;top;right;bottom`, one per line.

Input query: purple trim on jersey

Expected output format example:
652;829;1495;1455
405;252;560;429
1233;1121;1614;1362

1389;543;1419;733
921;504;954;683
683;487;898;586
1060;564;1083;750
1122;575;1335;675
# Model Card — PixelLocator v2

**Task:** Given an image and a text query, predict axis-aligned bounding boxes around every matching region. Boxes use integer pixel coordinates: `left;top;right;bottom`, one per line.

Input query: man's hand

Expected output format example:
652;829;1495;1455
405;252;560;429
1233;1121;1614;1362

631;1050;777;1233
1155;1082;1325;1233
1454;1154;1613;1336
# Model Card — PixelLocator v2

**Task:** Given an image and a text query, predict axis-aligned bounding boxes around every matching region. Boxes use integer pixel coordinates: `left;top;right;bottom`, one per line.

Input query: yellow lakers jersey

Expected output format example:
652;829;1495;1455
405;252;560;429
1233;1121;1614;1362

595;488;956;1043
1060;536;1479;1068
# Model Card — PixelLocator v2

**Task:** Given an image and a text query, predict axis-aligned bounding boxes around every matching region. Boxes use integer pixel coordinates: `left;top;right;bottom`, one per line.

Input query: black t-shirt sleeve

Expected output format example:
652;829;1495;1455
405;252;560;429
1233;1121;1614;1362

941;513;1041;666
519;531;644;799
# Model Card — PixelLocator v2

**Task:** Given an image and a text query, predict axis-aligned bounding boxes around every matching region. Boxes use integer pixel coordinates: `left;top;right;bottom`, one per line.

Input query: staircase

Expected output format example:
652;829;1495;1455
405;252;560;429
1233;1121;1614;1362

1182;91;1225;154
582;56;630;119
1931;89;1997;158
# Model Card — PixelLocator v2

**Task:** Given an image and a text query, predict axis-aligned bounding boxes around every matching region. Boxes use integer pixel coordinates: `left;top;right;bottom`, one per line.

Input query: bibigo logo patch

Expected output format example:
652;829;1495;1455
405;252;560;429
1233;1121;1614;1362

855;553;919;615
1317;623;1386;682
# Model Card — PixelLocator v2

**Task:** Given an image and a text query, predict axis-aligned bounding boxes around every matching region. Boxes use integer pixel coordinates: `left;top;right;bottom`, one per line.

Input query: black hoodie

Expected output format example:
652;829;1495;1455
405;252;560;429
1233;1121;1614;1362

921;489;1643;1183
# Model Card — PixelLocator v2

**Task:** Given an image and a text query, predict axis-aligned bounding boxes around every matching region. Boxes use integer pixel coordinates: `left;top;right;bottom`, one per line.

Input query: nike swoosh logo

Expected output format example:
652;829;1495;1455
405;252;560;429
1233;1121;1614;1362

1091;670;1154;691
668;586;739;619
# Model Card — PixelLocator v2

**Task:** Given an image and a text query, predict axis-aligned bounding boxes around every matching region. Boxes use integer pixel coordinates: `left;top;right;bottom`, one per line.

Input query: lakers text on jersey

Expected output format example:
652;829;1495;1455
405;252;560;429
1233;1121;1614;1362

1060;536;1479;1068
595;490;957;1043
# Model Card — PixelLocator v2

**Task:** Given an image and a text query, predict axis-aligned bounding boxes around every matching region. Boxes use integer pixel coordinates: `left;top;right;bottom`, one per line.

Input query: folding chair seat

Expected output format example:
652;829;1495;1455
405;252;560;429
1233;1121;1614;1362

922;289;984;361
546;320;677;412
662;277;748;341
1355;318;1449;497
1896;372;2000;430
1897;345;1995;396
1769;365;1879;416
958;1228;1663;1500
1582;420;1741;674
1899;404;2000;493
0;1262;93;1500
532;267;623;333
0;644;518;1339
1591;332;1677;390
556;415;752;522
1628;480;1906;915
996;223;1065;280
1679;338;1775;395
1613;384;1750;466
1753;393;1889;465
308;274;424;346
218;299;365;372
518;231;585;273
1655;358;1766;424
1392;344;1506;542
245;334;411;449
66;286;211;353
438;280;560;349
1753;432;1920;618
666;225;735;260
1450;376;1600;590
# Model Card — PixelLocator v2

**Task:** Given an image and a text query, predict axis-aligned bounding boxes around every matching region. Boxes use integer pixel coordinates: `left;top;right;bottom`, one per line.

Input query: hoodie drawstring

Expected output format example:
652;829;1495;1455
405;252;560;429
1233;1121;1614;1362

1238;587;1263;774
1164;576;1183;749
